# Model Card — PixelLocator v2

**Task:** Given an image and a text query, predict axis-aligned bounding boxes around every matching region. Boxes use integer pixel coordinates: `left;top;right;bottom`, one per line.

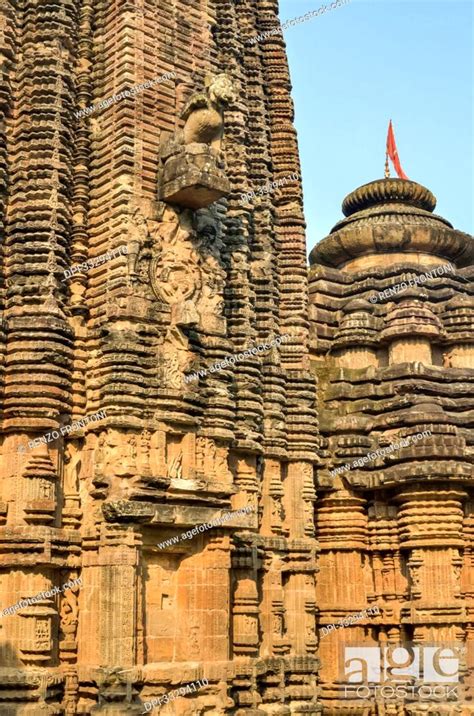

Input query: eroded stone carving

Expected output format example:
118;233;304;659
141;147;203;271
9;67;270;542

158;74;235;208
149;204;227;389
182;73;236;153
125;207;151;283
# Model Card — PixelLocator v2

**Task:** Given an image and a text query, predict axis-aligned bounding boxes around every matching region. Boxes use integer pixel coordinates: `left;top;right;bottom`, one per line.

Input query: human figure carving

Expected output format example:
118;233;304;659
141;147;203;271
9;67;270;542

125;208;149;281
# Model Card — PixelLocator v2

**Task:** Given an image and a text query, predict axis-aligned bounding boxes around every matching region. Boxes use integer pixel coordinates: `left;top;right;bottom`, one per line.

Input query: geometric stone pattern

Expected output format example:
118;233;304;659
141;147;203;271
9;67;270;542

0;0;318;713
309;178;474;713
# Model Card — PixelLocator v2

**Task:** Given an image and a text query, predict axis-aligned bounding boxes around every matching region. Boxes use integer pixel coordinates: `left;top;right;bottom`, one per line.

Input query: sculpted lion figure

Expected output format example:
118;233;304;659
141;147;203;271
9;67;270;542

181;73;235;153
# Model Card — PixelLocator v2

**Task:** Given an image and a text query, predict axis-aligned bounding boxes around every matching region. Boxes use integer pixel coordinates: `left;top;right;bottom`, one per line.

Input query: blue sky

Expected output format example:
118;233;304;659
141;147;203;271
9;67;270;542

278;0;473;251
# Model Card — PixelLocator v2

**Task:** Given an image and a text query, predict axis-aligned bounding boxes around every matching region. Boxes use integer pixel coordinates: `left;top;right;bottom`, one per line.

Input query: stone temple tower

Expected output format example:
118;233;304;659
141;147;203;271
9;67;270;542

309;178;474;712
0;0;319;713
0;0;473;713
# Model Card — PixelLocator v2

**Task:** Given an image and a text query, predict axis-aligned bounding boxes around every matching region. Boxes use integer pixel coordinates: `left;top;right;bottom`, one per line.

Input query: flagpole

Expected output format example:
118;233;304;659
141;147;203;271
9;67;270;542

385;119;391;177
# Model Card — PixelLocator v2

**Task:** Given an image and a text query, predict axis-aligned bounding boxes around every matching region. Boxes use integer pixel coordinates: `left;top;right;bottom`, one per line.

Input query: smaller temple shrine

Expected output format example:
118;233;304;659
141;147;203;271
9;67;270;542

309;177;474;712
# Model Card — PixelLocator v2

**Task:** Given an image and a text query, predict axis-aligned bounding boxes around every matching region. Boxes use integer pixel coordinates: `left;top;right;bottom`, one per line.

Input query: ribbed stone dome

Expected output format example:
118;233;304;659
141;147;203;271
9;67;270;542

342;178;437;217
309;177;474;269
331;178;451;234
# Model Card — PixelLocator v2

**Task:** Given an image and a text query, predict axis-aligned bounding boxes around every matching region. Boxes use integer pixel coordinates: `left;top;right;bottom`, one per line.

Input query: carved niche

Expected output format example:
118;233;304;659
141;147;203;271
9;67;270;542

150;205;227;389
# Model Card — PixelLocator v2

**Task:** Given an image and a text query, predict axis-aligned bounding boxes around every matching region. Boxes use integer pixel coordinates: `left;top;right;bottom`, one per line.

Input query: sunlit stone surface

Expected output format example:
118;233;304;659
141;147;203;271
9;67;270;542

0;0;472;712
0;0;317;712
309;178;474;713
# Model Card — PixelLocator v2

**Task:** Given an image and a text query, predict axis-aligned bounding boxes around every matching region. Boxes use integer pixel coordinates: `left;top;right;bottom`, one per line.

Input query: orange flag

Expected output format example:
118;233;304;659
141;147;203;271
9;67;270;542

386;120;409;179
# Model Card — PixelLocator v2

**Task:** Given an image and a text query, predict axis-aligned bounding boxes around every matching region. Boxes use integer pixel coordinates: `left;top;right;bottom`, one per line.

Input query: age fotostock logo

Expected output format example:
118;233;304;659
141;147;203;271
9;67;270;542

342;645;463;702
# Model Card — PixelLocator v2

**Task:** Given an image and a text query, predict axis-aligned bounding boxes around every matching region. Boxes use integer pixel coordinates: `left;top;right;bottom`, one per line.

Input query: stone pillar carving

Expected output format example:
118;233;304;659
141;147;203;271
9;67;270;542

260;552;289;657
332;298;379;368
442;294;474;368
230;453;259;515
175;534;231;662
261;458;284;537
79;527;140;669
22;446;58;526
316;489;368;699
232;572;259;658
395;485;467;608
381;290;444;366
283;461;315;539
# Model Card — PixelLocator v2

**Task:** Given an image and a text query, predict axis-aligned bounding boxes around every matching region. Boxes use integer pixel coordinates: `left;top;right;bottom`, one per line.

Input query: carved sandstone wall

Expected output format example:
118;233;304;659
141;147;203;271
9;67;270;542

2;0;472;713
0;0;318;713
